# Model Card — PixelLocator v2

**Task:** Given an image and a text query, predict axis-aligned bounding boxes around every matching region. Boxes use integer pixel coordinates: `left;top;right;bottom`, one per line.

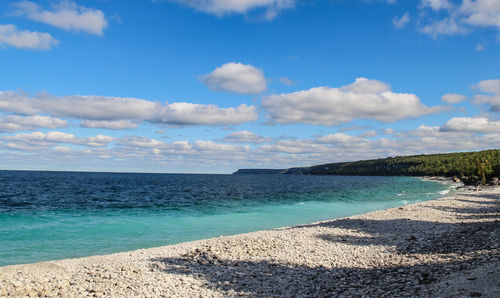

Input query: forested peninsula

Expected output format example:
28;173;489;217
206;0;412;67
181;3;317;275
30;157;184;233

234;149;500;185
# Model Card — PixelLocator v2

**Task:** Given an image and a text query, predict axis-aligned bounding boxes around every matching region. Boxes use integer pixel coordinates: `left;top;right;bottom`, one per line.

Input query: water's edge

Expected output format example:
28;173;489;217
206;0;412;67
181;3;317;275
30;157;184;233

0;174;455;266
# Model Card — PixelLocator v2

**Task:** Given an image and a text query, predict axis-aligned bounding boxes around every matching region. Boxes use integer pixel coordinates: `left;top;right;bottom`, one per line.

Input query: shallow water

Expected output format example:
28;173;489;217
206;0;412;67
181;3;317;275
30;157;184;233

0;171;452;266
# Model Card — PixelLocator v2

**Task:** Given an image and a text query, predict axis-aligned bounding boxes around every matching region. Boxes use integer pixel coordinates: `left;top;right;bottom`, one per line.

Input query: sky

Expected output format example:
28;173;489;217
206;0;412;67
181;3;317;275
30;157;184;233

0;0;499;173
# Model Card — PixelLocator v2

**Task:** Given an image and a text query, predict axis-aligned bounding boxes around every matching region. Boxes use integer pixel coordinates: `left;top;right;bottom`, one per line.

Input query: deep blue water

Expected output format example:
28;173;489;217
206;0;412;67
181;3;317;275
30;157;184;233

0;171;452;266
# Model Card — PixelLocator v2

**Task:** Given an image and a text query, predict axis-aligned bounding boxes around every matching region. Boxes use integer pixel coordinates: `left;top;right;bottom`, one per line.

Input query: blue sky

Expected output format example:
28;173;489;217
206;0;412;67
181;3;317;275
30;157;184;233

0;0;499;173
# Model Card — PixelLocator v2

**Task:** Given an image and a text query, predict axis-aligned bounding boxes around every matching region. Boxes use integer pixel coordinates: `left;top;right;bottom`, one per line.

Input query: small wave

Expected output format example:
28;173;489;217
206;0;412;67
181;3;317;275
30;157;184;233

402;200;408;205
298;202;305;205
397;193;405;196
439;190;450;195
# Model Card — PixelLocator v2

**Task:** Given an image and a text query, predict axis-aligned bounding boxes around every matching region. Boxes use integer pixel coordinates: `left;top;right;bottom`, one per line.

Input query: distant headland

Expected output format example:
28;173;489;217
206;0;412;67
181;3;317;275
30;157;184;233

234;149;500;185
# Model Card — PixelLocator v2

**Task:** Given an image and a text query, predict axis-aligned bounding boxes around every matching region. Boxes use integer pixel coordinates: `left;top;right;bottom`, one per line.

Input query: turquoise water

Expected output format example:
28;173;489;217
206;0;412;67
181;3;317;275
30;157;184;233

0;171;453;266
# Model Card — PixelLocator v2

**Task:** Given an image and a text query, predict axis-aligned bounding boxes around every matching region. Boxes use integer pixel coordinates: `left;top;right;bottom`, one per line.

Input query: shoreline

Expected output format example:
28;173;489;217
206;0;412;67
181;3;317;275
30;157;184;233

1;187;499;297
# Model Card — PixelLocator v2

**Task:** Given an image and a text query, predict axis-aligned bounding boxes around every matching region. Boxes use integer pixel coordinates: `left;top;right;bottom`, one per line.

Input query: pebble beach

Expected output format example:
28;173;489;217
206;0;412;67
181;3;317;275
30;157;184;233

1;186;499;297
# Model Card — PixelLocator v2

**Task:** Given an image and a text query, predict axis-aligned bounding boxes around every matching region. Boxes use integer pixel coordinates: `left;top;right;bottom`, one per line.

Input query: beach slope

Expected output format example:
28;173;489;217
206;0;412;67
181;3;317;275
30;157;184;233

1;187;499;297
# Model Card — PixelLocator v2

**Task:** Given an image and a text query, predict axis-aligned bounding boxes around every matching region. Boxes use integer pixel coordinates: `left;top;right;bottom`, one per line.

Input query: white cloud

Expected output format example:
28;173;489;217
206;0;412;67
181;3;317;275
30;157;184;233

337;125;371;132
2;131;113;148
314;133;367;145
0;115;67;132
358;130;378;138
256;126;500;164
383;128;395;135
53;146;72;153
441;93;467;103
393;12;410;29
261;77;444;125
420;0;500;37
475;44;485;51
341;77;390;93
84;135;114;147
173;0;295;19
473;79;500;111
115;136;249;160
420;0;453;11
193;140;249;152
161;102;258;126
259;139;326;154
81;120;138;130
475;78;500;94
440;117;500;133
14;1;108;35
220;130;268;143
2;121;499;172
0;91;39;114
421;17;468;37
406;125;441;137
0;91;258;126
201;62;267;95
0;24;58;50
460;0;500;29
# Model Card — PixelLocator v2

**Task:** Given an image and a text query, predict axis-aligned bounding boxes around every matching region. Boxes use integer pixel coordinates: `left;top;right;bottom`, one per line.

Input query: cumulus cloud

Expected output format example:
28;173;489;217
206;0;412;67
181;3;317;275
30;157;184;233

314;133;368;145
421;17;468;37
461;0;500;29
440;117;500;133
261;77;444;125
0;24;58;50
220;130;268;144
81;120;138;130
193;140;249;152
115;136;249;159
0;91;258;126
473;79;500;111
0;115;67;132
173;0;295;19
419;0;500;37
201;62;267;95
2;131;113;149
442;93;467;103
53;146;72;153
420;0;453;11
341;77;390;93
475;79;500;94
2;121;499;172
161;102;258;126
14;1;108;35
393;12;410;29
257;126;500;163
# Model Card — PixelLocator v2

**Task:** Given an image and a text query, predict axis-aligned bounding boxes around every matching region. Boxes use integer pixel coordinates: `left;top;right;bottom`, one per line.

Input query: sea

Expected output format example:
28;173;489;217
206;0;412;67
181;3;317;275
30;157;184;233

0;171;455;266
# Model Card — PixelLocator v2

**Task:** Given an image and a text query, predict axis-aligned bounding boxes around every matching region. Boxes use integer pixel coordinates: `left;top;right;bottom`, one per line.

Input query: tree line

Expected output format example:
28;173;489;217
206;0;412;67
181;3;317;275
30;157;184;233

283;149;500;184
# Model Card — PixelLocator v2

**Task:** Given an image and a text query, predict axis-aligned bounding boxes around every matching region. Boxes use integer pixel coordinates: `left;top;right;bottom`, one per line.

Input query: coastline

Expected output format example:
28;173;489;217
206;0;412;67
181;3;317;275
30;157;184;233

1;187;499;297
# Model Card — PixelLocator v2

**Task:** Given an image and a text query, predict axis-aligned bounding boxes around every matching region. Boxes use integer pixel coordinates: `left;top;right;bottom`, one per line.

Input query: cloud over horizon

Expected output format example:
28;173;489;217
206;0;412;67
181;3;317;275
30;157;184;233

0;115;67;132
440;117;500;133
0;91;258;127
261;77;444;125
